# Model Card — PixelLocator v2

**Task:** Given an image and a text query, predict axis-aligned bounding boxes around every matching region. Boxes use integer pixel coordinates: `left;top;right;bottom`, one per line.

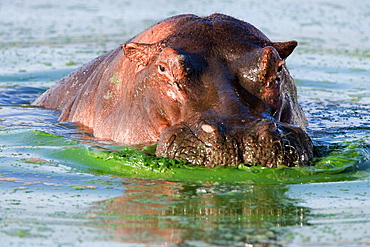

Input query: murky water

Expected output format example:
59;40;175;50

1;0;370;246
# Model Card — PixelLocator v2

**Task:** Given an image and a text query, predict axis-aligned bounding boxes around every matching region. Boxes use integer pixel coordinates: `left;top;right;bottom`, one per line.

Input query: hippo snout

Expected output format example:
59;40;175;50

156;120;313;167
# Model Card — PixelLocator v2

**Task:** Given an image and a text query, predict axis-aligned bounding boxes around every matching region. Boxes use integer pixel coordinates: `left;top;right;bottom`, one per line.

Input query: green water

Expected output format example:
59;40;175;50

1;0;370;246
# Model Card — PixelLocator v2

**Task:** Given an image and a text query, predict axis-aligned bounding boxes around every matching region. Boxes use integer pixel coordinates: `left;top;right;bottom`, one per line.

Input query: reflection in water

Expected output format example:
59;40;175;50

93;179;310;246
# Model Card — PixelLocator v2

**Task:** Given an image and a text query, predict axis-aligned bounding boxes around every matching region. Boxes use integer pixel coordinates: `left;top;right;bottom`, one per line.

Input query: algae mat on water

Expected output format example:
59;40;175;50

2;129;369;184
41;131;368;184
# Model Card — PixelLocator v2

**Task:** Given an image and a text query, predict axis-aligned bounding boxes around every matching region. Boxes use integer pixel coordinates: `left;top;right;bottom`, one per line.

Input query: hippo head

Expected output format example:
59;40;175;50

34;13;313;167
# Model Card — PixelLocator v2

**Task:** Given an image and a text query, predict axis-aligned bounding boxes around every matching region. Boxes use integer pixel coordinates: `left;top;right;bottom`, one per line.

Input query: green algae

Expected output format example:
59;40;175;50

52;138;369;184
110;72;120;84
3;129;368;184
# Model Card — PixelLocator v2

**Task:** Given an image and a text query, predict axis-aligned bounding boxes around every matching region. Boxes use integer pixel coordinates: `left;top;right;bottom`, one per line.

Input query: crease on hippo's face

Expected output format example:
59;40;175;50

156;119;313;168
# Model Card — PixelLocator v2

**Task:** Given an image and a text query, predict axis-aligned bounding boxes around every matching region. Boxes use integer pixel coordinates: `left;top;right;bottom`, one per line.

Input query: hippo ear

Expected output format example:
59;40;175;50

259;46;285;86
272;41;298;60
123;42;160;70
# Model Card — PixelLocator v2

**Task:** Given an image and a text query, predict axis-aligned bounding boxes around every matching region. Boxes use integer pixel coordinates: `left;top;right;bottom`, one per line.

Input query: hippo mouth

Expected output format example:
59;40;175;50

156;119;313;167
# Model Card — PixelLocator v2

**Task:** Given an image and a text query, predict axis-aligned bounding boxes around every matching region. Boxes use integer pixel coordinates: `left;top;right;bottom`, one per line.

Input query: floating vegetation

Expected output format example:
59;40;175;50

51;137;370;184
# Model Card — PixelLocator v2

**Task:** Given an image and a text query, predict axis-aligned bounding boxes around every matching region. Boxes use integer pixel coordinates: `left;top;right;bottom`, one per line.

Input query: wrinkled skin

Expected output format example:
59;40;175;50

33;13;313;167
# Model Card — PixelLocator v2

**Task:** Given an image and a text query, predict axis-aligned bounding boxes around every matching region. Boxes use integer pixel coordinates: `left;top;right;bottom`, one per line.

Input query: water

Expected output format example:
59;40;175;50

1;0;370;246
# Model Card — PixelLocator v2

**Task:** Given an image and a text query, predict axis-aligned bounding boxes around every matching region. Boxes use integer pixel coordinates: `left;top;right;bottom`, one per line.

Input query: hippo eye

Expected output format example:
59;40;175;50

277;60;285;73
155;56;186;82
158;65;166;73
277;65;283;73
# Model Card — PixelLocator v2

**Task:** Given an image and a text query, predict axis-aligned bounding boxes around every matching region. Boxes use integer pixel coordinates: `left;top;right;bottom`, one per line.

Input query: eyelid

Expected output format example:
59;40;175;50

156;61;168;73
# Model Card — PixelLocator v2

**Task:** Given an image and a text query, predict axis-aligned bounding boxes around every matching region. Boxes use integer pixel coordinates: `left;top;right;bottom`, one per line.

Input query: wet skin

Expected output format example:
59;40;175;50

33;13;313;167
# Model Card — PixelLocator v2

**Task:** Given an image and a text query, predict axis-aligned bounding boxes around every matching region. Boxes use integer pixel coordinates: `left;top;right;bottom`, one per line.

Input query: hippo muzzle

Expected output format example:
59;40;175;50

157;118;313;168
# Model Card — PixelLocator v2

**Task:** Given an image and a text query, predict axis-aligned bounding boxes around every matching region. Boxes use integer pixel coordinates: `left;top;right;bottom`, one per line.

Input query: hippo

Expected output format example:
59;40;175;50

33;13;313;167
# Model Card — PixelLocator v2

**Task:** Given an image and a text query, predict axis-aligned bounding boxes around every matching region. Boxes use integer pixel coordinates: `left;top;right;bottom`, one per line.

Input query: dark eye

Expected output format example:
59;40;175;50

277;65;283;73
158;65;166;73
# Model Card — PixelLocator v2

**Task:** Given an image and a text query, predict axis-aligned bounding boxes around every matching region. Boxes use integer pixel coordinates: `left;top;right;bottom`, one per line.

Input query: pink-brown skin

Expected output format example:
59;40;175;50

34;14;313;167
